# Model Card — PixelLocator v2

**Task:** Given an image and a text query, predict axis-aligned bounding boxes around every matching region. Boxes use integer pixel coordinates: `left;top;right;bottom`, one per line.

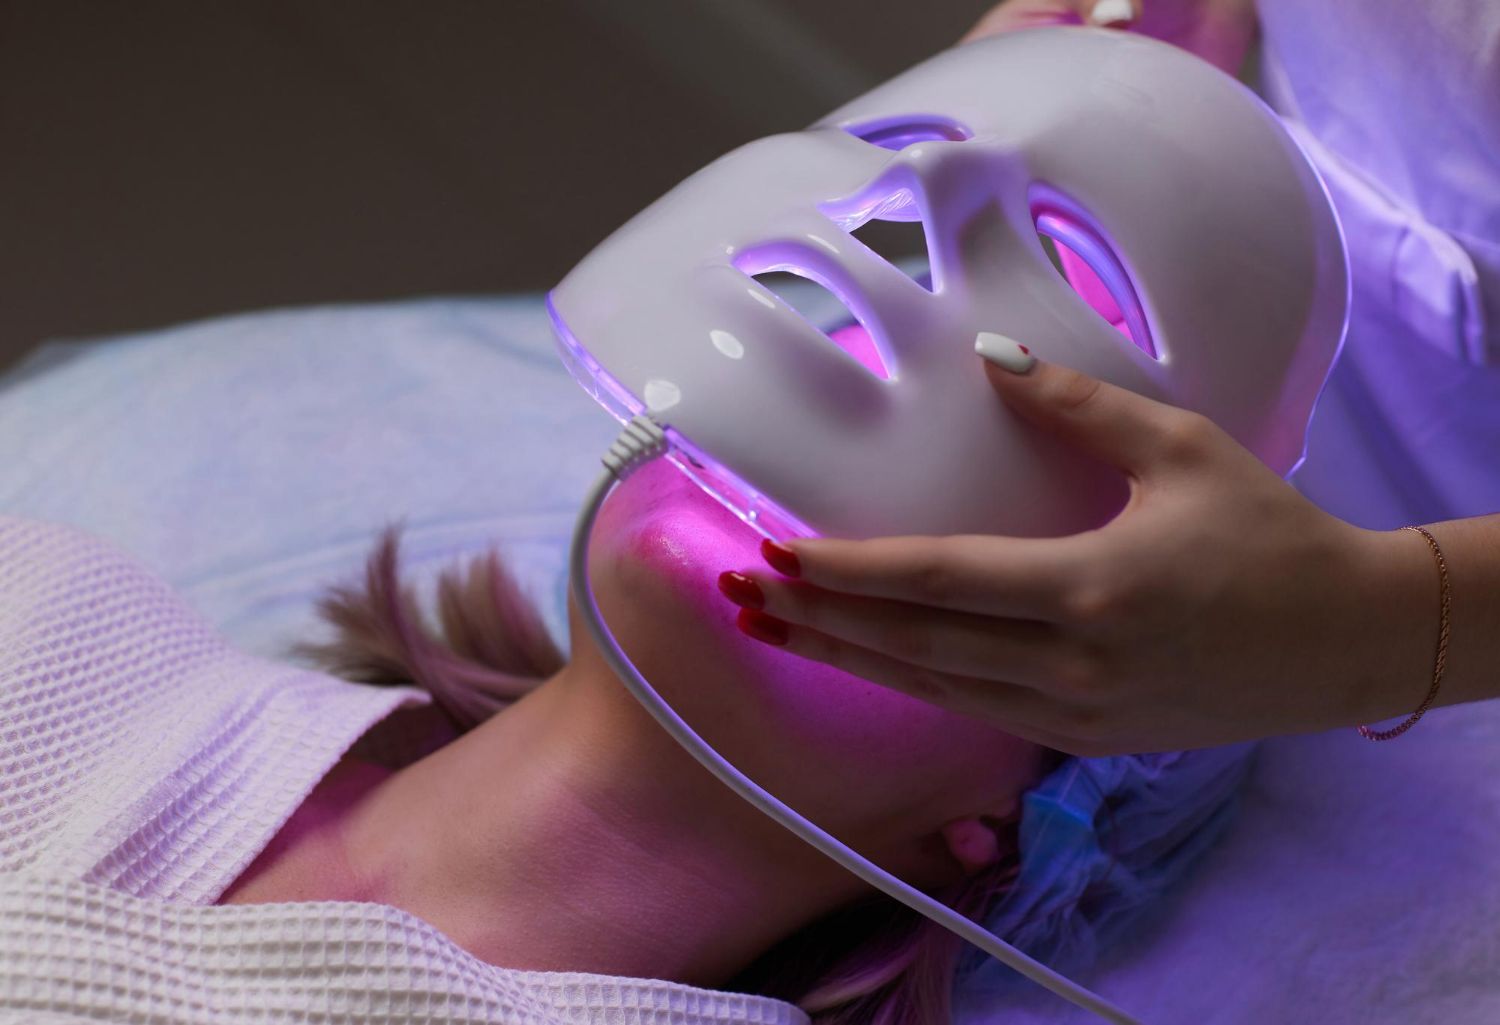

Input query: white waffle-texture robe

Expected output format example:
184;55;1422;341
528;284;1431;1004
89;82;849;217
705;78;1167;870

0;516;805;1025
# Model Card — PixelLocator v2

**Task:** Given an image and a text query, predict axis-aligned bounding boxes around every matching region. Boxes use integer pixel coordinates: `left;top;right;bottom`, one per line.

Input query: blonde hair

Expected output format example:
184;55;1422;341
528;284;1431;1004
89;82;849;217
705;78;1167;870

300;527;1020;1025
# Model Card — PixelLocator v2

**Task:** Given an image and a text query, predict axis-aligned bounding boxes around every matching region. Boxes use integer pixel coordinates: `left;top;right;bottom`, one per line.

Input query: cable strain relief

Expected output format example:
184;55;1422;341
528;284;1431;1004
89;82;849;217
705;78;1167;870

602;415;669;479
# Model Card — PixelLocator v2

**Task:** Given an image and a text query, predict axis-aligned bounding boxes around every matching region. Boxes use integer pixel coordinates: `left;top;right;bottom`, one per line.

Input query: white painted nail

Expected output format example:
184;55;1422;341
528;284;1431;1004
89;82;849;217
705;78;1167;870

1089;0;1135;25
974;332;1036;374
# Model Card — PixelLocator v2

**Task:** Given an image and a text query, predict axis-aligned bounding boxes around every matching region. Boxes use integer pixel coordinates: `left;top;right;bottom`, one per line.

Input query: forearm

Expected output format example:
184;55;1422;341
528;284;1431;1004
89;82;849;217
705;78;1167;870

1362;513;1500;722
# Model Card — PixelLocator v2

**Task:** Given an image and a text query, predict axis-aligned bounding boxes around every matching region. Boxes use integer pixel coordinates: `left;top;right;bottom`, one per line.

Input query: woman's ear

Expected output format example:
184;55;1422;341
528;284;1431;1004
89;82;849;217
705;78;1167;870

941;817;1003;874
940;791;1024;874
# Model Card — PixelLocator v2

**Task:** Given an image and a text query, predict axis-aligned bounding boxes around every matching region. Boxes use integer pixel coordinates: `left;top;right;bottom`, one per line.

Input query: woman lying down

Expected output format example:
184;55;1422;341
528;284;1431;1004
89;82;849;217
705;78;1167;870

0;459;1249;1025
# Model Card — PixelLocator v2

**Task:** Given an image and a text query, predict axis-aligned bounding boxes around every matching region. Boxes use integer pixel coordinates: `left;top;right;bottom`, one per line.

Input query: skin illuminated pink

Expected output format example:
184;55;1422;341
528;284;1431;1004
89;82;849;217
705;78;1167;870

828;323;892;378
591;458;1041;819
219;455;1045;992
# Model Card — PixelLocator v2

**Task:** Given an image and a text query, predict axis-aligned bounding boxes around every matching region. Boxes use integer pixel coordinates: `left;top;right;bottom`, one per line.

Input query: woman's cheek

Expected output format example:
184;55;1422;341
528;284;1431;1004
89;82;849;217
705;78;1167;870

590;461;1038;816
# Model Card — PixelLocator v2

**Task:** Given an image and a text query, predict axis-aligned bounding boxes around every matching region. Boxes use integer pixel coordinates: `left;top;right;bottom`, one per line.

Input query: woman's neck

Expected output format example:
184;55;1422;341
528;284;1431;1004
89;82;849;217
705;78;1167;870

240;662;872;987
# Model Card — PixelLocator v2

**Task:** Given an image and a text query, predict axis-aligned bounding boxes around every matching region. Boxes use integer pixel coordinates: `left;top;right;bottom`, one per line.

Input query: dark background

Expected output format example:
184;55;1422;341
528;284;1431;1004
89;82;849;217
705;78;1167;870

0;0;994;371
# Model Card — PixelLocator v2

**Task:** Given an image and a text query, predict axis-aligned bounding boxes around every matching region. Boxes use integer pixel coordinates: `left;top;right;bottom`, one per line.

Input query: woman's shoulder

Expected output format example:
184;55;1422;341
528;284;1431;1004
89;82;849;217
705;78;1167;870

0;516;230;715
0;515;223;651
0;517;229;872
0;516;421;897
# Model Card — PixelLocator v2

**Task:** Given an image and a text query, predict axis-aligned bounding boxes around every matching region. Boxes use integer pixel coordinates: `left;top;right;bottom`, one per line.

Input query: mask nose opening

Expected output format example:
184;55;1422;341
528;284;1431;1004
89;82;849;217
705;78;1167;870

820;186;938;293
849;218;934;293
1030;184;1159;361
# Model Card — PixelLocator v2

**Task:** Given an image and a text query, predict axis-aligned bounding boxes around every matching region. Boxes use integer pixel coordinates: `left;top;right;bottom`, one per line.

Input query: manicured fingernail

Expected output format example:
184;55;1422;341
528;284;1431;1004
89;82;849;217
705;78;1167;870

1089;0;1134;25
717;570;765;610
760;539;802;578
737;607;790;646
975;332;1036;374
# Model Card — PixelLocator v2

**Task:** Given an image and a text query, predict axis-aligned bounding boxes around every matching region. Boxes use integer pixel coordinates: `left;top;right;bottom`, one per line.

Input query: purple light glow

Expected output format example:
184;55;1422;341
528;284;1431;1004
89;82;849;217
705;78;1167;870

827;323;890;379
547;294;643;424
821;187;923;227
839;114;974;151
1029;182;1159;361
734;249;899;381
547;293;818;543
664;430;818;542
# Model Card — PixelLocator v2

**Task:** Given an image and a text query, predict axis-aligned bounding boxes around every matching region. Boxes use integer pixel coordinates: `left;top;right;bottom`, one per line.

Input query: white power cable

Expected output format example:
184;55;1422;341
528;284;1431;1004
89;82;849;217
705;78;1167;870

569;414;1145;1025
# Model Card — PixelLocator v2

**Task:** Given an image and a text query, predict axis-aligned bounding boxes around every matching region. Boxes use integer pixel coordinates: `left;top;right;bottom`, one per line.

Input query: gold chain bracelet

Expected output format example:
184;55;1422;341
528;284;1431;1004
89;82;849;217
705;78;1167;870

1358;525;1451;741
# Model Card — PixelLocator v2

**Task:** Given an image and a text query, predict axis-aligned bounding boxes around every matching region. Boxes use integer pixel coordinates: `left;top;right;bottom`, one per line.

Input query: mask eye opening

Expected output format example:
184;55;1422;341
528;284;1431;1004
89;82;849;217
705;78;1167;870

1029;184;1159;362
840;114;973;150
736;260;894;381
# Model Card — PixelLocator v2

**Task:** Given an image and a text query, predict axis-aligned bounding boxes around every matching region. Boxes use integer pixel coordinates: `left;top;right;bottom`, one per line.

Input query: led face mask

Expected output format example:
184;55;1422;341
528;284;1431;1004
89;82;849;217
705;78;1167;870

559;27;1349;1025
551;27;1348;542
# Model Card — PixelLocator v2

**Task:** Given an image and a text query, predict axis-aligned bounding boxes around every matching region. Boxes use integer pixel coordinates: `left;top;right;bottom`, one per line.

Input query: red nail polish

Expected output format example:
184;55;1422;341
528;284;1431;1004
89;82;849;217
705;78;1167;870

1018;344;1030;355
737;608;790;646
717;570;765;610
761;539;802;578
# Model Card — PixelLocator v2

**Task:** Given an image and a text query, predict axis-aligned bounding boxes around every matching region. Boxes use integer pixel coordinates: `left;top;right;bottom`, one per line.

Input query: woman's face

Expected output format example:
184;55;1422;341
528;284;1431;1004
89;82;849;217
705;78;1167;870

579;457;1046;876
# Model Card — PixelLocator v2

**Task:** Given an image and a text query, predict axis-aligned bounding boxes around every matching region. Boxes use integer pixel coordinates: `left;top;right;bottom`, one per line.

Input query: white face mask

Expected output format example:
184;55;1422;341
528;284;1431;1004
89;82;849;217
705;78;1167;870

550;27;1349;541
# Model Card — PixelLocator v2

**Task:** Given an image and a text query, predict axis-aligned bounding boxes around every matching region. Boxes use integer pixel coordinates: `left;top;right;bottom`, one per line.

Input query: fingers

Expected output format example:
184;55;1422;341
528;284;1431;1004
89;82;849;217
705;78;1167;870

738;607;1058;734
729;573;1062;685
962;1;1083;43
721;571;1136;755
961;0;1140;44
734;607;1110;754
1085;0;1142;26
977;344;1216;478
760;533;1100;622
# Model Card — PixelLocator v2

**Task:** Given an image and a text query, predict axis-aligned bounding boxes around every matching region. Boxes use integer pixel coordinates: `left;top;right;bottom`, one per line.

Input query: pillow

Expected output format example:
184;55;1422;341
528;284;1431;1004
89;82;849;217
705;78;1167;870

0;298;614;657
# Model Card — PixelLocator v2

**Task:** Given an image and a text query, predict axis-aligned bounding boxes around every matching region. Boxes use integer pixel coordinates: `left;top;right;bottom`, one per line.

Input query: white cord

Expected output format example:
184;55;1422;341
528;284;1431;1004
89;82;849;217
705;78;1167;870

569;415;1145;1025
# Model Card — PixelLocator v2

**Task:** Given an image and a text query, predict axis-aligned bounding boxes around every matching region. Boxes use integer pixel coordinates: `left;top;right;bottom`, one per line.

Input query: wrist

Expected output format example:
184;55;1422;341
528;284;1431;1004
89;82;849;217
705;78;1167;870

1344;525;1445;728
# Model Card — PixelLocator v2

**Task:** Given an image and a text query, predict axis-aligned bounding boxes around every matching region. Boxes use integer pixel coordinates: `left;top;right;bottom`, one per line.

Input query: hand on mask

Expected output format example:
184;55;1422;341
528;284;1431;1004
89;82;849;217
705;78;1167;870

717;352;1440;757
963;0;1258;77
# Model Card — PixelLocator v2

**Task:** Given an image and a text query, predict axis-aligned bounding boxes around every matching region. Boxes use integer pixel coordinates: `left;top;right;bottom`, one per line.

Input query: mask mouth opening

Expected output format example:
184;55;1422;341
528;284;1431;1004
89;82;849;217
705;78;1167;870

1029;183;1159;361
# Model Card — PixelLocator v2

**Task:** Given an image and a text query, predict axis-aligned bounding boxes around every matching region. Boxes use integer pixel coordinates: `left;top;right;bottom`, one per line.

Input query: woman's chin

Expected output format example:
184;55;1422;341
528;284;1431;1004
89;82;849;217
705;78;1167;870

600;458;761;595
590;457;767;657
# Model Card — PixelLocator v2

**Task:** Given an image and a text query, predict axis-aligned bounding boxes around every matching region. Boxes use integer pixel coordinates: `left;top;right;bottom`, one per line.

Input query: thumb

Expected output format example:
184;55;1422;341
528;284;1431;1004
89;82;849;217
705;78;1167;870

974;331;1186;474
